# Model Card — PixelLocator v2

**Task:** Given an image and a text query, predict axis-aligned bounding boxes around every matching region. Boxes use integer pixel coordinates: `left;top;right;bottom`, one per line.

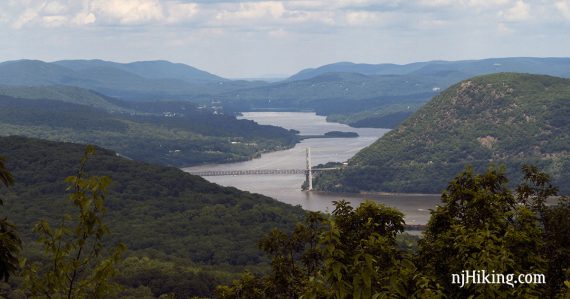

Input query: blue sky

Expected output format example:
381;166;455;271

1;0;569;78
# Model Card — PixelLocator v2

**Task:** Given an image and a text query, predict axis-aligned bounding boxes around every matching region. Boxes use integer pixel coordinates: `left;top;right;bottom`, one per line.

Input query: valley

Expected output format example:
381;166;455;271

1;58;569;298
3;1;570;296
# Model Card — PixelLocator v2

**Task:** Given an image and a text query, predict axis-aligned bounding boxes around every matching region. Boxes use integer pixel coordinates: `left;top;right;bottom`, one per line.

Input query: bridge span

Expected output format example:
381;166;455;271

187;148;341;191
189;167;340;177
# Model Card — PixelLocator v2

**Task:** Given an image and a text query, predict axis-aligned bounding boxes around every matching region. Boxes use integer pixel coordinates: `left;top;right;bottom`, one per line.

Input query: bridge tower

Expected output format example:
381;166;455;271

306;147;313;191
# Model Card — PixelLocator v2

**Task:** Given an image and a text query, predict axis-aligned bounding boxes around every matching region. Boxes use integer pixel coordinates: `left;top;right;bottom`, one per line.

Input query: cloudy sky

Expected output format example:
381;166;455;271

1;0;569;78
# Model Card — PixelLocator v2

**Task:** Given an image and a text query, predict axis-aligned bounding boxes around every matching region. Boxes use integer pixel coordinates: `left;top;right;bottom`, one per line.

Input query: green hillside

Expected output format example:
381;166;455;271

0;85;129;112
314;73;570;194
0;91;299;167
0;136;304;264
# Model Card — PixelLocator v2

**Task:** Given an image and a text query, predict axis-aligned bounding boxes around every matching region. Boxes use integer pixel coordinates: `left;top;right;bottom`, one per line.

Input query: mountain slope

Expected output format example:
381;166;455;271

314;73;570;194
0;60;77;85
0;92;299;167
0;85;128;112
219;72;442;114
0;136;304;266
287;61;430;81
0;59;234;100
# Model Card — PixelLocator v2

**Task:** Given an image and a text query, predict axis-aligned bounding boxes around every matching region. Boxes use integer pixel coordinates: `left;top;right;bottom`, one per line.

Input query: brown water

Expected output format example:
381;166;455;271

183;112;441;225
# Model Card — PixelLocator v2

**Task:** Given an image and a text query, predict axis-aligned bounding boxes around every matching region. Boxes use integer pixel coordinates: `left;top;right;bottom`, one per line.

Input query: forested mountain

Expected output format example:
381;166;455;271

0;59;246;100
287;61;431;81
0;85;128;112
0;87;299;166
3;58;570;130
217;72;443;128
0;136;305;296
314;73;570;194
216;58;570;128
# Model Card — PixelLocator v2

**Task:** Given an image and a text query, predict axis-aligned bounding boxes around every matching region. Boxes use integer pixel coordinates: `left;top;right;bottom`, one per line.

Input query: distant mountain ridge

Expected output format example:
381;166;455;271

288;57;570;81
0;59;228;99
3;57;570;129
53;59;226;83
313;73;570;194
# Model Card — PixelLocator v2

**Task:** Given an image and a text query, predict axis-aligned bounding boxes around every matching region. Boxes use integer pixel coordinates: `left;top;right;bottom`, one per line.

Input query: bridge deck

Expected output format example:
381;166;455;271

189;168;340;177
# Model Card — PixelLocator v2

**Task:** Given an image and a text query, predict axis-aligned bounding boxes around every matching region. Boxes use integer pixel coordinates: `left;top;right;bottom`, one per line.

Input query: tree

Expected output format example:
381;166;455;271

218;165;569;298
257;211;325;298
217;201;443;299
302;200;442;299
21;146;125;298
417;165;568;298
0;155;21;282
542;198;570;298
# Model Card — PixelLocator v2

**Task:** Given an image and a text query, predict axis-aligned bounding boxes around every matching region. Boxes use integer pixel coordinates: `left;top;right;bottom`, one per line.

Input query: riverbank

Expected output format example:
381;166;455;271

185;112;440;225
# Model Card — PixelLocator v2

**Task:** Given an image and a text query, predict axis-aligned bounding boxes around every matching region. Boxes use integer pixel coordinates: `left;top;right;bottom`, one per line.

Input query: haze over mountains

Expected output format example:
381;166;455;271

288;57;570;81
2;57;570;129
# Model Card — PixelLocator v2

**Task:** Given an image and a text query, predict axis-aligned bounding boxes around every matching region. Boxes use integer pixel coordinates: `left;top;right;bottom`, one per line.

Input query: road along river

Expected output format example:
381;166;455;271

183;112;440;225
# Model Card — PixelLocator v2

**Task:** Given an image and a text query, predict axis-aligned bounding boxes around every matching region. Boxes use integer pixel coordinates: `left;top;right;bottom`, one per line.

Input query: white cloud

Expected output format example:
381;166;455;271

71;11;97;25
466;0;510;8
216;2;285;21
165;2;199;23
89;0;164;24
12;9;39;29
418;0;457;7
212;1;336;27
555;0;570;19
41;15;68;27
500;0;530;22
345;11;386;26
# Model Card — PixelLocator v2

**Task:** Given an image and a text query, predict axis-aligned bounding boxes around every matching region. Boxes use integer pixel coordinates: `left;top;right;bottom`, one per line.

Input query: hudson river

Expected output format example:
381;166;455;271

183;112;440;225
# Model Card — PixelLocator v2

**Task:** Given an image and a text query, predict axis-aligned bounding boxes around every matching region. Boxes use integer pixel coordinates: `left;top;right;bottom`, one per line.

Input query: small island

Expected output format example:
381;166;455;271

300;131;359;139
324;131;359;138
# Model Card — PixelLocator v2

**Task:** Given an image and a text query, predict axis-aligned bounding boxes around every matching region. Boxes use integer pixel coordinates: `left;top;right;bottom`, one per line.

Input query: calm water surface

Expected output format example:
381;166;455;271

183;112;440;225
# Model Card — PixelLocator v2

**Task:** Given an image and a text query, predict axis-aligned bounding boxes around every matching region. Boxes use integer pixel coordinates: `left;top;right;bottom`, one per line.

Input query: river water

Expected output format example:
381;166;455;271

183;112;440;225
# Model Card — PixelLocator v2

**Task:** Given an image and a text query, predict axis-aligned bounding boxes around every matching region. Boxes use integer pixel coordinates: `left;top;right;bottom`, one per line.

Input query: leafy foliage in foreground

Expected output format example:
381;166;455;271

21;146;125;298
315;73;570;193
219;166;570;298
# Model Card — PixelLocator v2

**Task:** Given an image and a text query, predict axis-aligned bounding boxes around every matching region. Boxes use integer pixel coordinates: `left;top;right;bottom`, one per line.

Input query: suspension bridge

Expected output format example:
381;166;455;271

187;148;341;191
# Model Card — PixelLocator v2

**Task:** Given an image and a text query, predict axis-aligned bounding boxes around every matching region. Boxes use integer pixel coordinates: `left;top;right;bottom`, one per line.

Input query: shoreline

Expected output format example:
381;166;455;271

310;189;440;198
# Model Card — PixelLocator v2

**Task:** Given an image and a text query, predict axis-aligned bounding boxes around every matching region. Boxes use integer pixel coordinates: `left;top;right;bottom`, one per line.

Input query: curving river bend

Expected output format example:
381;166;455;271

183;112;440;225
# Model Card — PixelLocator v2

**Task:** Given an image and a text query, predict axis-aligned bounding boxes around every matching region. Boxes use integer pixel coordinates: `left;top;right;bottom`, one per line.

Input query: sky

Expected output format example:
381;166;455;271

1;0;570;78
